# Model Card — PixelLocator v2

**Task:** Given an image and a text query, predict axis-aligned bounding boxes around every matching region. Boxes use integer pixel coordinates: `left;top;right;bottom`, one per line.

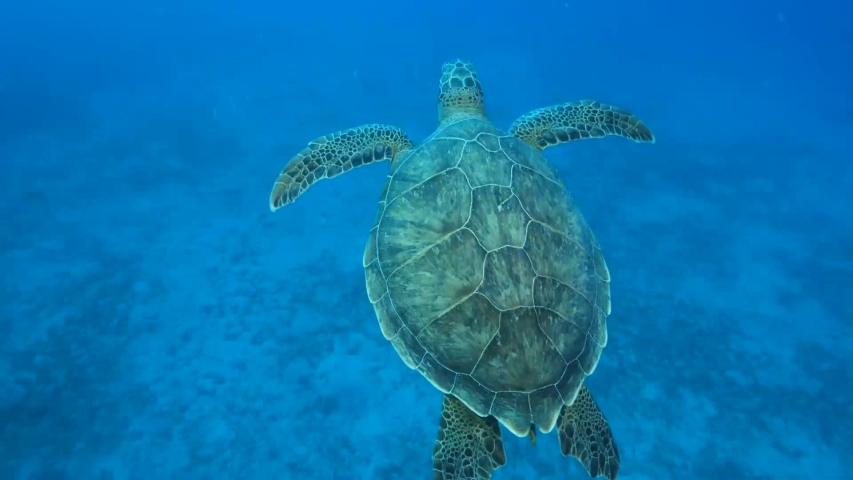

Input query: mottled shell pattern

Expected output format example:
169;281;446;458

362;117;611;437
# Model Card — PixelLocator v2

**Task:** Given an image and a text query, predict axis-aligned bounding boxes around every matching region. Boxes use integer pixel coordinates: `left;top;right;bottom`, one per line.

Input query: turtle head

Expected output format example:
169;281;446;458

438;60;486;125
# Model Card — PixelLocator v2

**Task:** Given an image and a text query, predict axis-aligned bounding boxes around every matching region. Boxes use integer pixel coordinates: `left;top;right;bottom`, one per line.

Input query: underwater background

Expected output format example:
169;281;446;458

1;0;851;479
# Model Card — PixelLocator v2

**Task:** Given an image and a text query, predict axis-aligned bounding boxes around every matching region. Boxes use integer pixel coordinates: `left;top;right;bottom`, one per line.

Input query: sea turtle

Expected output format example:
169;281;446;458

269;60;654;479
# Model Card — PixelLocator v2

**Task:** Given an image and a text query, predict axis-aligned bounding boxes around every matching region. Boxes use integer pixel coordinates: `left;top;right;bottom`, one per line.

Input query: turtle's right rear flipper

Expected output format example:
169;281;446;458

269;124;414;211
557;385;620;480
433;395;506;480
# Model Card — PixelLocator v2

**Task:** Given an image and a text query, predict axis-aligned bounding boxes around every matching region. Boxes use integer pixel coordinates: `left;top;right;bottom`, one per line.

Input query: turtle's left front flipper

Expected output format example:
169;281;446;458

557;385;620;480
509;100;654;151
269;124;415;211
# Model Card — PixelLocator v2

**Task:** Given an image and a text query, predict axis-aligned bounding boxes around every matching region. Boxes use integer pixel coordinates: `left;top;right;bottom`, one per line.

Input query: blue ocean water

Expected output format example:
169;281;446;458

1;0;851;478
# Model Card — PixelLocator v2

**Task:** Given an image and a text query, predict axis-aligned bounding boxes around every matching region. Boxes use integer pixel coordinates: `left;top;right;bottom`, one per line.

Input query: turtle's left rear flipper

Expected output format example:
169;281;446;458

433;395;506;480
557;385;620;480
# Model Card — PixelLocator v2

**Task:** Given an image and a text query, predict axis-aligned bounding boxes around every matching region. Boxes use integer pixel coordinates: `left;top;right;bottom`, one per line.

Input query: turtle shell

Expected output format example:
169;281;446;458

362;117;611;437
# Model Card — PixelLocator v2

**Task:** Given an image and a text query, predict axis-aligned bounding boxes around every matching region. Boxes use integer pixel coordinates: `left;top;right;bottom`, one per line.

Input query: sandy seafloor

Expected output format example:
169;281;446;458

2;54;851;479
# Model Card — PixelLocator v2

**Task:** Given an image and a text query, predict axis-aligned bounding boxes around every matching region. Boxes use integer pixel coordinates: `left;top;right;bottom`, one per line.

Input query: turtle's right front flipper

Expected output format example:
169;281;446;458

269;124;415;211
509;100;654;151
